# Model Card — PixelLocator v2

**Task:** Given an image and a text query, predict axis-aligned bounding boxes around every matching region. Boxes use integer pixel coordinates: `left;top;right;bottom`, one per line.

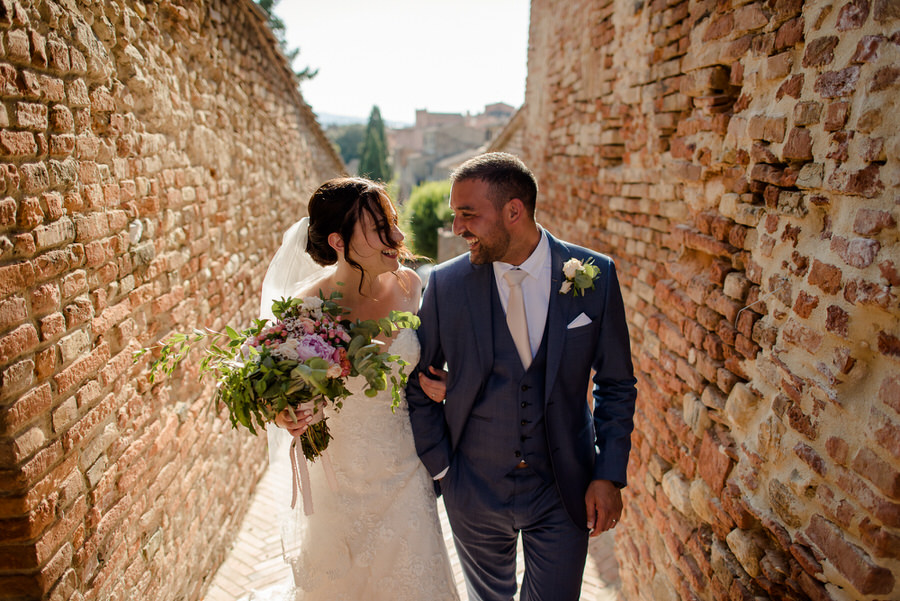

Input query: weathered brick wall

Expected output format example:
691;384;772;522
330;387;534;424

521;0;898;599
0;1;342;600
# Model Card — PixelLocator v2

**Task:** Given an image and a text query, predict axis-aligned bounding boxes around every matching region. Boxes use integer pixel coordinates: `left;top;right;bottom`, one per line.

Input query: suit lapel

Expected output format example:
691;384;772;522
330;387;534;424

465;263;494;369
544;233;574;402
453;263;494;427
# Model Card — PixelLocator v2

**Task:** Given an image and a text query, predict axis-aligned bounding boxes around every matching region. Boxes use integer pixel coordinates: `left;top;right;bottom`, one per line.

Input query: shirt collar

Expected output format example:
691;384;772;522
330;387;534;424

493;229;550;281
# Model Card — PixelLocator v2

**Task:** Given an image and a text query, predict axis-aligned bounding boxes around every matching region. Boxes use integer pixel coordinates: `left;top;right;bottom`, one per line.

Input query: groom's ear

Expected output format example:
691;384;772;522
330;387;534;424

327;232;345;253
505;198;526;225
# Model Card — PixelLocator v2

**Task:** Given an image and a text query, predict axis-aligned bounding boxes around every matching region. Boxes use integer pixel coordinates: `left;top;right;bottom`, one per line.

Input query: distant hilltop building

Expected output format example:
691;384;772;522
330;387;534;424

389;103;516;200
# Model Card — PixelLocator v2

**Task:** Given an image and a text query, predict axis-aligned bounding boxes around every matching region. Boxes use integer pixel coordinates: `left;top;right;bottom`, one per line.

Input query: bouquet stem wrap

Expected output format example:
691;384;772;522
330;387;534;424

289;400;338;515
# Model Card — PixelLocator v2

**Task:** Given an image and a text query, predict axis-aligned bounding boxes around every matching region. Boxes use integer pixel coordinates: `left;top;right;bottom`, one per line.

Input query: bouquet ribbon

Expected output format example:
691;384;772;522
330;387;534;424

288;402;338;515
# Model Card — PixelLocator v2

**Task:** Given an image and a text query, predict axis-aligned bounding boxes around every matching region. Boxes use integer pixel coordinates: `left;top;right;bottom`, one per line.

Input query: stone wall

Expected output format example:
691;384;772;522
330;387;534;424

487;105;527;161
0;1;342;600
521;0;898;599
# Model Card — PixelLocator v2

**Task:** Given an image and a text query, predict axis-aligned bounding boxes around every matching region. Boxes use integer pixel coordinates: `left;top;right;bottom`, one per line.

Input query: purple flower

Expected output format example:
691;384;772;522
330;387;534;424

295;334;336;363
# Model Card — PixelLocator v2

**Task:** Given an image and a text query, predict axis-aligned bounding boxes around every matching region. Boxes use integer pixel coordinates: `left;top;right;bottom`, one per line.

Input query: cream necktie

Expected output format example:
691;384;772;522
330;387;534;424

503;269;532;369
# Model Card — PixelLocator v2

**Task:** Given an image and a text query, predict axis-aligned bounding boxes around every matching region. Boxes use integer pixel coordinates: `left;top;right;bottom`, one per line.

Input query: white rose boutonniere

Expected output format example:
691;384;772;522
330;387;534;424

559;258;600;296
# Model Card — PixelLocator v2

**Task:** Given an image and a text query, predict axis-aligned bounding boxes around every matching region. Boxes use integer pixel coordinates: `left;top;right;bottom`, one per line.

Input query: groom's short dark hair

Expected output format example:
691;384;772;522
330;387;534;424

451;152;538;217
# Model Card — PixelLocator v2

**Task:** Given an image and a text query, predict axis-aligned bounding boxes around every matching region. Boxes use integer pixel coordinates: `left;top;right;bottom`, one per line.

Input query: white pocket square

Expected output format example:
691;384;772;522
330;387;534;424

567;312;592;329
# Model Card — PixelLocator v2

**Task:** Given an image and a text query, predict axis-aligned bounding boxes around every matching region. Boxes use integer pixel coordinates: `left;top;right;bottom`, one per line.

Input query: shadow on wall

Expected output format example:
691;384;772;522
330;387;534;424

0;1;341;600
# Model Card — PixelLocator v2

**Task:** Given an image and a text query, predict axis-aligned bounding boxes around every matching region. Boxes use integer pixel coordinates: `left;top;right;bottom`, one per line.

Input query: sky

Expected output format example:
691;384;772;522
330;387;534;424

273;0;531;126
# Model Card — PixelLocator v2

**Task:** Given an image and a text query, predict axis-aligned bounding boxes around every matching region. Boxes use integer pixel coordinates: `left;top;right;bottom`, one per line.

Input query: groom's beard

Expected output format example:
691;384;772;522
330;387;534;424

464;225;511;265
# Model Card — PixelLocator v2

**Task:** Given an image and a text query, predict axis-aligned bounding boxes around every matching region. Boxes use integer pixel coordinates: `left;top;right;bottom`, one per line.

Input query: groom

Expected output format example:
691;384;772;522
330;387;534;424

407;152;637;601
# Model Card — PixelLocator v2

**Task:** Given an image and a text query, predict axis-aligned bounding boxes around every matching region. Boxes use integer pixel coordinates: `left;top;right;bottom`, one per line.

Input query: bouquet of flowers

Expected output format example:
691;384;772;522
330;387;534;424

135;293;420;463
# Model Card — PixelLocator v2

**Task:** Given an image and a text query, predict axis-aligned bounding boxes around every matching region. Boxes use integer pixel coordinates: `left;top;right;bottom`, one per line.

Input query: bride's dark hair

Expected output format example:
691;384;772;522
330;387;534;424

305;177;413;277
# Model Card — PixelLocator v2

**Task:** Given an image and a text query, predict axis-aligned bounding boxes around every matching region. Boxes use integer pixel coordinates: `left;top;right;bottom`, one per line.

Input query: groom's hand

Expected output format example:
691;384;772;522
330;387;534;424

418;366;448;403
585;479;623;537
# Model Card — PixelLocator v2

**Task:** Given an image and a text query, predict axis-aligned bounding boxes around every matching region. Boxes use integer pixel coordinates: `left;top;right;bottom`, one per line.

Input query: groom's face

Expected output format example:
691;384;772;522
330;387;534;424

449;178;511;265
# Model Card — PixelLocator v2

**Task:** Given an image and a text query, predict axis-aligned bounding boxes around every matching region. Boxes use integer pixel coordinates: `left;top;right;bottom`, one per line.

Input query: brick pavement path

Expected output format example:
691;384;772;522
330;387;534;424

204;454;621;601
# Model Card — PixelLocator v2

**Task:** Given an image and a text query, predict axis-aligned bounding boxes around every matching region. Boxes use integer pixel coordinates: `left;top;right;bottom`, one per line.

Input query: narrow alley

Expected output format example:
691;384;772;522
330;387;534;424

204;453;622;601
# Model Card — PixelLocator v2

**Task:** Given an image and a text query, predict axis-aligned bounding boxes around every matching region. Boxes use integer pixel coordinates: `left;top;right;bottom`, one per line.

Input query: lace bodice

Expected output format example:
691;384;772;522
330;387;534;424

388;327;421;365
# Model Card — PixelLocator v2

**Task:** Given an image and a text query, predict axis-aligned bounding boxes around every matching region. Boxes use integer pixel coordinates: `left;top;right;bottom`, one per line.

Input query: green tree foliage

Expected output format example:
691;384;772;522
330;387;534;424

327;124;366;165
402;180;453;260
358;106;392;182
255;0;317;82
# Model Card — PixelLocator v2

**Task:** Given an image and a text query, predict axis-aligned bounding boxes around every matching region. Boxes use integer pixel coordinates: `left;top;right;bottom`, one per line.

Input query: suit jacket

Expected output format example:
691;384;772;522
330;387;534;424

407;230;637;525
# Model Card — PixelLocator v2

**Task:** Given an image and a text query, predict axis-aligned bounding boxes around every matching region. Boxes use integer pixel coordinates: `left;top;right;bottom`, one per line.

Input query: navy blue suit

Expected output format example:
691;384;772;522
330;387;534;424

408;231;637;600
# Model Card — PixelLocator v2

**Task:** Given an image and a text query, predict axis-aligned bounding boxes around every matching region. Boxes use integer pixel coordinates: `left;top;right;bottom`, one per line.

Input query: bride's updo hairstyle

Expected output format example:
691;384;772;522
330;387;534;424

305;177;413;276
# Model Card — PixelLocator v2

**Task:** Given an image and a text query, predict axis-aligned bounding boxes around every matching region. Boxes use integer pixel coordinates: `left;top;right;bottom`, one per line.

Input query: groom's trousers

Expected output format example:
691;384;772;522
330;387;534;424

442;456;589;601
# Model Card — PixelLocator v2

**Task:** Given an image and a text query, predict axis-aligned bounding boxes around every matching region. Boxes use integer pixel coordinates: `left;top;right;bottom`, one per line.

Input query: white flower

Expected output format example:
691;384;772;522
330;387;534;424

559;257;600;296
326;363;343;378
563;258;582;279
302;296;323;311
272;339;299;361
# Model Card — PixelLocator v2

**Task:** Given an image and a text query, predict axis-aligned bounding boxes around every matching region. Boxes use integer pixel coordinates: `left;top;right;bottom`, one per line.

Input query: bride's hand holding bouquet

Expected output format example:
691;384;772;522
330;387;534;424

135;290;419;514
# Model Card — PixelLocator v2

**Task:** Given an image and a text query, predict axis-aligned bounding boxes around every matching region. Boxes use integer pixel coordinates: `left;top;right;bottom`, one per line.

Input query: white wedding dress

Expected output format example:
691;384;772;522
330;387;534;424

248;328;459;601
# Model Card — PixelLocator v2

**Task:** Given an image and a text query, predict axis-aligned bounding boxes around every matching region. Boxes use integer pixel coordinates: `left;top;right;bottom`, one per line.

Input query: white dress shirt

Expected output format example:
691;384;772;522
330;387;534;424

492;229;552;358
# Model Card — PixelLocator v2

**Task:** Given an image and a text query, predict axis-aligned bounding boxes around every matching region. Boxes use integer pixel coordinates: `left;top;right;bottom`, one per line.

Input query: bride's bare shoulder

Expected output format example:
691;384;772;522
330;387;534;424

392;267;422;309
397;266;422;290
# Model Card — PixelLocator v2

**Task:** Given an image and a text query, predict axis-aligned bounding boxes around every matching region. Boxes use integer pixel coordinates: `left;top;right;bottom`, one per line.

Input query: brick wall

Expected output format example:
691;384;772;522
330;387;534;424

0;1;342;600
520;0;898;599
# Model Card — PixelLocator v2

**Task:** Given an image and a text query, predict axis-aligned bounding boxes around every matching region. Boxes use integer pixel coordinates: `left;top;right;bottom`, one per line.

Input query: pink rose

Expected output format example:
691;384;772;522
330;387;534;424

299;318;316;334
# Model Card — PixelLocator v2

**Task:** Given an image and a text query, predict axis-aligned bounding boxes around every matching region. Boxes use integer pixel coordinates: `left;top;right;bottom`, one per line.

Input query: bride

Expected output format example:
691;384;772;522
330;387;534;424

253;177;459;601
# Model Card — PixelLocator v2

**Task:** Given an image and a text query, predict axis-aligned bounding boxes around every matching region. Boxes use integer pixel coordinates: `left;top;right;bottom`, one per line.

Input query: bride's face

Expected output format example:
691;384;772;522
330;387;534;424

346;205;404;276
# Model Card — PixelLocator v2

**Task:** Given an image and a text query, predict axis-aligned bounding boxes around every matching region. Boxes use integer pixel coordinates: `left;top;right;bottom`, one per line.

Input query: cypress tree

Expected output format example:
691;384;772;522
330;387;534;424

358;106;392;182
